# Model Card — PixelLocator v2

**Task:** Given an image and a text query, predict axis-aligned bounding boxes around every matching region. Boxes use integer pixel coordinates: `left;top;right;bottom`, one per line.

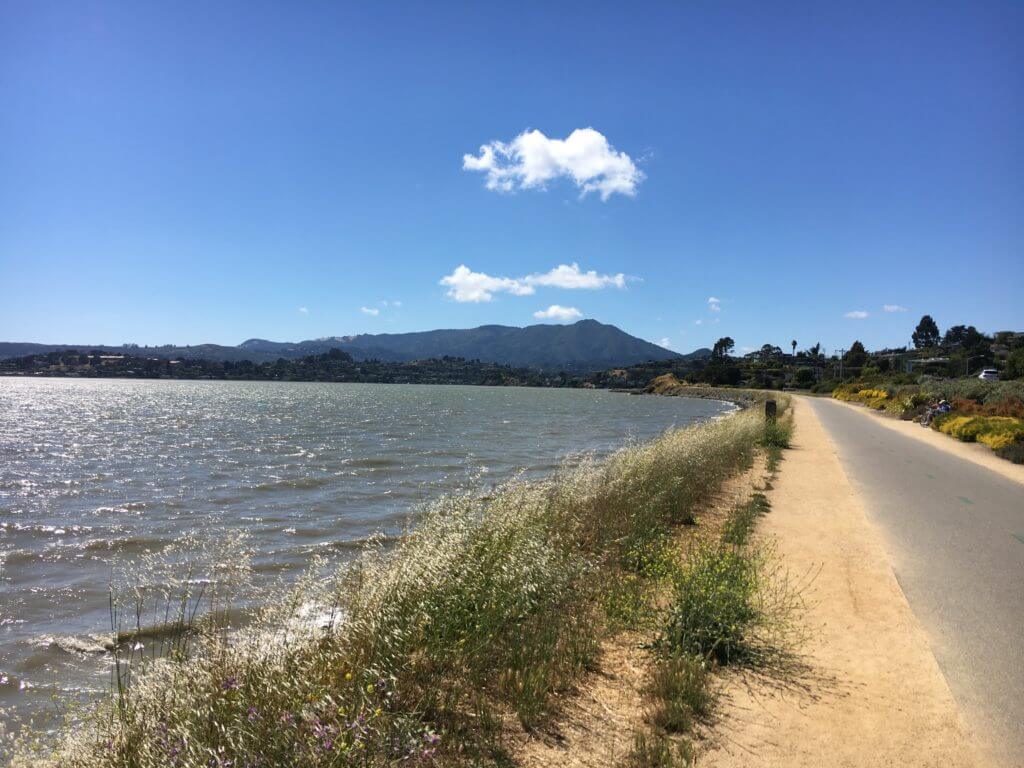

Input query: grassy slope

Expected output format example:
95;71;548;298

15;399;782;768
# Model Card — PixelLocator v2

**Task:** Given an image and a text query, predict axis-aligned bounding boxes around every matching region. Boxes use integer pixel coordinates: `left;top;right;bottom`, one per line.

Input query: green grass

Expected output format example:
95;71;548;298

12;399;790;768
626;732;695;768
647;655;713;734
721;493;771;547
761;416;793;449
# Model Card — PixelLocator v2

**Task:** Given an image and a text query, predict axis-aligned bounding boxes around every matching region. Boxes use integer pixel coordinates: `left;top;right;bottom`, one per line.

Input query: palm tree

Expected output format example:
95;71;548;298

791;339;797;357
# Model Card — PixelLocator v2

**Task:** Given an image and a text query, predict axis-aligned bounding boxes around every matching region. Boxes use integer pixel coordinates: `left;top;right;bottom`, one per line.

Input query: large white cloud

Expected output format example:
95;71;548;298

440;263;628;303
463;128;644;200
528;263;626;290
439;265;536;303
534;305;583;322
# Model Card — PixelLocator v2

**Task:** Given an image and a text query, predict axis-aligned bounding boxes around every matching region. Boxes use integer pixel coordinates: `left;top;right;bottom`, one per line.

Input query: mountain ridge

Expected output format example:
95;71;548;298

0;320;707;371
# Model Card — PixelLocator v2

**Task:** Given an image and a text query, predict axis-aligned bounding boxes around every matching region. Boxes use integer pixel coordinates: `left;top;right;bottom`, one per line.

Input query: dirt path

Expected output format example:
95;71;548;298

703;397;989;768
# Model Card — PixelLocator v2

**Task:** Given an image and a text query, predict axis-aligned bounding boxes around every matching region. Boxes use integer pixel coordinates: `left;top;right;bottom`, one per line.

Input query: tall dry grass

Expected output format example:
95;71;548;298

11;401;780;768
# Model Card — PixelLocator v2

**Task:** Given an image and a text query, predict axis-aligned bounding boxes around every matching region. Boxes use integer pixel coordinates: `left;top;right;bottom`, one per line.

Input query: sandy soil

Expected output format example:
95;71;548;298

826;397;1024;486
702;397;989;768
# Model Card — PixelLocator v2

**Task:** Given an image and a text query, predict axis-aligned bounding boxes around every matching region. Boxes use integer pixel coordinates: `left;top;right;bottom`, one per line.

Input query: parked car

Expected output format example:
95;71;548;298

978;368;1000;381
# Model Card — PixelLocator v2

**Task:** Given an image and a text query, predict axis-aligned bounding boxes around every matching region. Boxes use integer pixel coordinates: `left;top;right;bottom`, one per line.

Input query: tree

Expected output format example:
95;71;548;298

1005;348;1024;380
791;339;797;357
808;342;822;359
794;367;816;388
912;315;941;349
711;337;735;361
844;340;868;368
942;325;985;351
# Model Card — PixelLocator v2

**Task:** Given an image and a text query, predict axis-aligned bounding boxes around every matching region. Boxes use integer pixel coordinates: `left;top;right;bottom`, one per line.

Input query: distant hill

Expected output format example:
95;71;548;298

0;320;688;371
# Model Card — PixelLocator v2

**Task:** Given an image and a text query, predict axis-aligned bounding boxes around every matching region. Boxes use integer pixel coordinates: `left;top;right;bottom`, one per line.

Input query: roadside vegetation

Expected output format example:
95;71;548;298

10;398;794;768
832;380;1024;463
622;411;800;766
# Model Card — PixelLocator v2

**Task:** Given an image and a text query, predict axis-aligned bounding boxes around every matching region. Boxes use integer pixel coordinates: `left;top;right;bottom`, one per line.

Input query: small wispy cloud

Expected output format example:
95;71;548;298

695;317;720;326
657;337;674;350
360;307;380;316
298;307;309;315
844;310;869;319
708;296;721;312
883;304;908;313
440;263;628;303
533;304;582;322
381;300;402;308
463;128;644;200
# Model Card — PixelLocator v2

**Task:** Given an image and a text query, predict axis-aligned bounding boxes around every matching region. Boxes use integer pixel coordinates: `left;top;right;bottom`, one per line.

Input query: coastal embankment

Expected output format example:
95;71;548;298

11;398;780;767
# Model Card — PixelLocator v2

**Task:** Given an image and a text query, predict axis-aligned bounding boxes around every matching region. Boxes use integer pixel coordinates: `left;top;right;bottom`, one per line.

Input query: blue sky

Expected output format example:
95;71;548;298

1;1;1021;355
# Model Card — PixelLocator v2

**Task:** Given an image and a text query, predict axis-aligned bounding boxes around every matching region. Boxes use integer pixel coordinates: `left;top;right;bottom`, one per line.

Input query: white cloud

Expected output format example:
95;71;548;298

707;296;721;312
695;317;719;326
533;304;583;322
463;128;644;200
844;310;869;319
440;265;535;303
360;307;380;316
528;263;626;290
657;337;674;350
298;307;309;315
440;263;628;303
883;304;908;313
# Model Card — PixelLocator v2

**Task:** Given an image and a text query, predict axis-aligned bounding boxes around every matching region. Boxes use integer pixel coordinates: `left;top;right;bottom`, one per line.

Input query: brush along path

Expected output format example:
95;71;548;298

508;453;771;767
826;397;1024;485
704;397;986;768
14;405;771;768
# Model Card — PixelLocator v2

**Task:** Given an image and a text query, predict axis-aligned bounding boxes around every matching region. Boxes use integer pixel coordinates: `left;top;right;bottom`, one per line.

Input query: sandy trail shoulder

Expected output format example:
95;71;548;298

703;397;989;768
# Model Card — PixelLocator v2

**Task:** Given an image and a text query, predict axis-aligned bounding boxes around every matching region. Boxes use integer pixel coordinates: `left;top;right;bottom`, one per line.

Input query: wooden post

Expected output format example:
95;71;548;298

765;399;777;422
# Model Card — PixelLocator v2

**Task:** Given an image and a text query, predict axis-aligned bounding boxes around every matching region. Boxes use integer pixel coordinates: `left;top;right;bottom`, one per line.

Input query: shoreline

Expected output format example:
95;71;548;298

10;400;774;766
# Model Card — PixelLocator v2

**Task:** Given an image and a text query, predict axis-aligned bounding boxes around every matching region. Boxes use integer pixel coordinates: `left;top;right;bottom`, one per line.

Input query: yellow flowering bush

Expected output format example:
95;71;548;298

832;385;890;410
932;414;1024;453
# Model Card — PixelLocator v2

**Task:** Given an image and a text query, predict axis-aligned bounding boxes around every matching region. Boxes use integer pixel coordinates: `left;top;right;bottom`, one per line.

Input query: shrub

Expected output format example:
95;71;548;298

996;442;1024;464
648;655;713;734
660;542;763;664
762;417;793;449
932;413;1024;454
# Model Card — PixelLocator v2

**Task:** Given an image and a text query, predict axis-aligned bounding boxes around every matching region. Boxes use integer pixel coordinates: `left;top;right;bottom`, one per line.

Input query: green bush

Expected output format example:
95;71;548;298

1005;348;1024;380
660;542;763;664
762;417;793;449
